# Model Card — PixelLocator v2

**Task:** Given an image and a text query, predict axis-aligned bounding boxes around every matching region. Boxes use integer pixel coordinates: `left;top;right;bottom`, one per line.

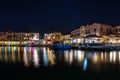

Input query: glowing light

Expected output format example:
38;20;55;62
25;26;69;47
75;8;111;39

32;34;39;40
18;47;21;62
93;52;98;63
0;47;2;61
78;50;84;62
12;47;15;62
33;48;40;68
74;50;78;59
83;58;88;71
28;47;32;62
113;51;116;63
119;51;120;62
69;50;73;65
43;48;48;66
23;47;29;67
64;51;69;62
47;48;55;66
109;52;112;62
4;47;8;62
101;52;103;61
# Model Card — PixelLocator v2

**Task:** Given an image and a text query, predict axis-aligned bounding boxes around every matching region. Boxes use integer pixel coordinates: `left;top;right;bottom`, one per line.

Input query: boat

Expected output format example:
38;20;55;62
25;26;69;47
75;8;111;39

51;41;71;50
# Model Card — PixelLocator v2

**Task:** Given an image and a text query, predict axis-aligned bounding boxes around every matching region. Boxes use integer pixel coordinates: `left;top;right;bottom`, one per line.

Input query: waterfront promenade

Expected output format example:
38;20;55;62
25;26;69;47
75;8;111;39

71;43;120;51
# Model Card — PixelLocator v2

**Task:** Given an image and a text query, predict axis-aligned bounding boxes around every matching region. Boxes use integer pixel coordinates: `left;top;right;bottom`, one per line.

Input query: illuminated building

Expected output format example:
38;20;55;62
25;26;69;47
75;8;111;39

71;26;87;44
44;33;54;44
85;23;112;36
71;23;113;44
0;31;39;45
0;31;39;41
63;34;72;44
44;32;64;44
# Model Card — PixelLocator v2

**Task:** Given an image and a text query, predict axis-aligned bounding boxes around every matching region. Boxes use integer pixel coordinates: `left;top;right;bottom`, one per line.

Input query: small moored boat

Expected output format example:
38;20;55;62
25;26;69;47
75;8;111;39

51;41;71;50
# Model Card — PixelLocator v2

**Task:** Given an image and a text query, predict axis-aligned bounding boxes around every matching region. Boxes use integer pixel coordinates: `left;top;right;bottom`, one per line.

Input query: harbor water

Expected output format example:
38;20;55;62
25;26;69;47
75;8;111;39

0;46;120;79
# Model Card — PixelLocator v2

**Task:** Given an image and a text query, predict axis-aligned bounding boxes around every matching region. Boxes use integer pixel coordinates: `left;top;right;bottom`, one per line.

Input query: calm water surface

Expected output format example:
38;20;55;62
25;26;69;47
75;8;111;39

0;46;120;80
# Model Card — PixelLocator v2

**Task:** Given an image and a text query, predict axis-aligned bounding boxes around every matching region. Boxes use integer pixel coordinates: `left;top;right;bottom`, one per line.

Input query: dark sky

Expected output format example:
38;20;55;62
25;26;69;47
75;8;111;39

0;0;120;34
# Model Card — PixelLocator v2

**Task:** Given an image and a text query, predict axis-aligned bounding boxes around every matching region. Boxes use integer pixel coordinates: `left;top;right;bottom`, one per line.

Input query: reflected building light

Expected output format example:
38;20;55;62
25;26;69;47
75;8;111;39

93;52;98;63
109;52;113;62
119;51;120;62
23;47;29;67
14;47;16;51
31;47;34;59
0;47;2;61
28;47;32;63
113;51;116;63
12;47;15;62
47;48;55;66
74;50;78;60
8;47;10;52
69;50;73;65
33;48;40;68
4;47;8;62
105;52;107;61
1;47;4;61
17;47;21;62
78;50;84;62
83;58;88;71
64;51;69;63
43;48;48;66
88;52;91;59
7;47;11;62
101;52;103;61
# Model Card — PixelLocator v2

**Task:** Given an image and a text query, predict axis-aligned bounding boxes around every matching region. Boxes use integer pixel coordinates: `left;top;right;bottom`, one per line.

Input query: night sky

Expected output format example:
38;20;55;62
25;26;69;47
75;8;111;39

0;0;120;34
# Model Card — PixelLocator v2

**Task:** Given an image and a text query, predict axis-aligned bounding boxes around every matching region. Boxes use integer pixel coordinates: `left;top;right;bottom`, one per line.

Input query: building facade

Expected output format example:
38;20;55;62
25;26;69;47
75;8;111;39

0;31;39;45
44;32;64;44
85;23;112;36
71;23;112;44
0;31;39;41
63;34;71;44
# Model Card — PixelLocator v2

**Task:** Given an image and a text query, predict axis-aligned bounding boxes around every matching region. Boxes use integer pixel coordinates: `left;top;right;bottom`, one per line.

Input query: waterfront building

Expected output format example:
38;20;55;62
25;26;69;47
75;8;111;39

44;32;64;45
85;23;112;36
63;34;72;44
83;34;103;44
71;23;112;44
44;33;54;44
112;26;120;36
71;26;85;44
104;35;120;45
0;31;39;45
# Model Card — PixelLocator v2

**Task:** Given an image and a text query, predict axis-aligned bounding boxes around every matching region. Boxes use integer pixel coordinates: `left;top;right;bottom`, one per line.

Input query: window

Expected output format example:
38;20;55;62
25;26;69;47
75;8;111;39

116;29;118;32
107;28;109;33
94;28;96;32
101;28;103;32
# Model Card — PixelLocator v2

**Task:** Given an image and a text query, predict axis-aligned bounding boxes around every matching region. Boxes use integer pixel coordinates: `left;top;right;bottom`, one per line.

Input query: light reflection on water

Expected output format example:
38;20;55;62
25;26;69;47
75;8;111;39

1;47;120;71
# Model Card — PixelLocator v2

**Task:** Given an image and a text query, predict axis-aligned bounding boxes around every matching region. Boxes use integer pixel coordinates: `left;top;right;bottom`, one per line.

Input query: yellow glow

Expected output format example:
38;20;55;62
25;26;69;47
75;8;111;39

101;52;103;61
32;34;39;40
64;51;69;62
5;47;8;62
119;52;120;63
69;51;73;65
93;54;98;63
78;50;84;62
28;47;32;63
12;47;15;62
47;48;55;66
109;52;112;62
33;48;40;68
113;51;116;63
23;47;29;67
0;47;1;61
18;47;21;62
